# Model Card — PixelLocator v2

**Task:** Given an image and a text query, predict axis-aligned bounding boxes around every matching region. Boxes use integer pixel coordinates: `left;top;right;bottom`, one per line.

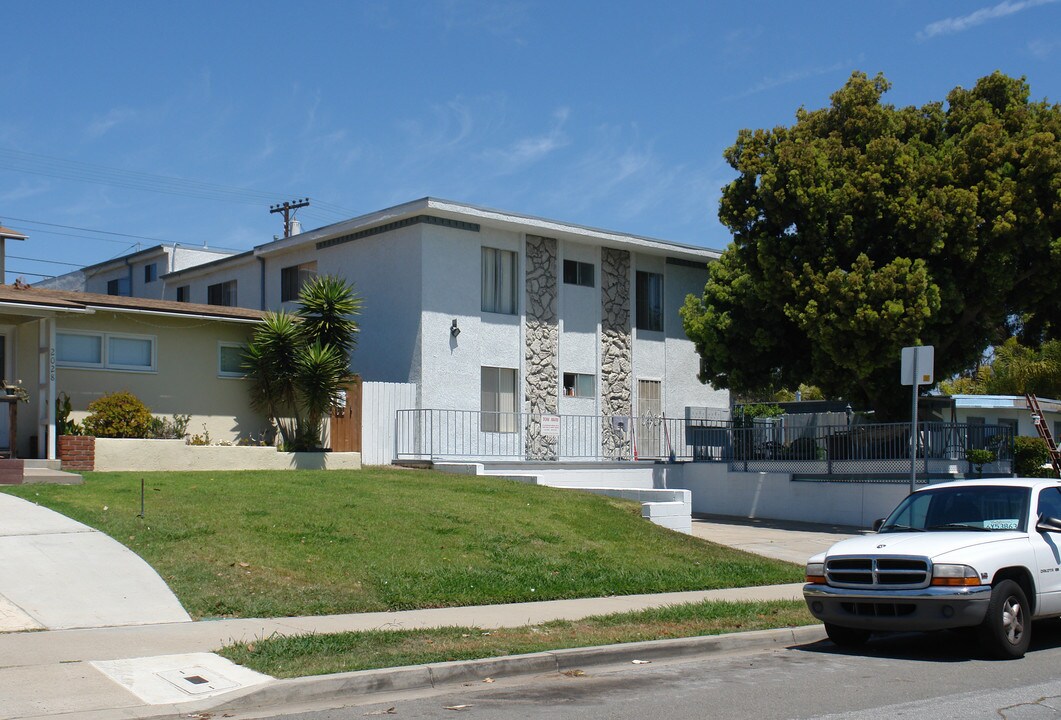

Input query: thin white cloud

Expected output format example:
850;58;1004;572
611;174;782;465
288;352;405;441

733;59;857;99
85;107;138;139
482;107;570;173
1027;38;1058;58
441;0;530;41
918;0;1058;40
0;180;49;204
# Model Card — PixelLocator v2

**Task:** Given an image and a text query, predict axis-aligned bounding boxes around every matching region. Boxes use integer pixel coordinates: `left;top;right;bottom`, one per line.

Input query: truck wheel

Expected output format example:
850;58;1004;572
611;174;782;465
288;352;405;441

825;623;871;648
978;579;1030;659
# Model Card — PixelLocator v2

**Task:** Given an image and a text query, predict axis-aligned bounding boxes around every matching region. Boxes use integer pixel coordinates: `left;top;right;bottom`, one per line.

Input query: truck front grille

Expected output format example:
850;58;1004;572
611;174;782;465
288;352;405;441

826;556;930;589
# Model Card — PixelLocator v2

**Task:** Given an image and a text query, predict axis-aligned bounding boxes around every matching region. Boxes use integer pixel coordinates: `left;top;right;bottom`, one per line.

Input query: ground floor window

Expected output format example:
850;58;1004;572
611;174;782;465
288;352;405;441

481;366;517;433
56;331;156;372
218;342;245;377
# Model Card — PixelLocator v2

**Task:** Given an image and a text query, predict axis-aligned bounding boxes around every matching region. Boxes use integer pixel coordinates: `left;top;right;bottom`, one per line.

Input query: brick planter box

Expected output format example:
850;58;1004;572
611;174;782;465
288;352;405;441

58;435;95;471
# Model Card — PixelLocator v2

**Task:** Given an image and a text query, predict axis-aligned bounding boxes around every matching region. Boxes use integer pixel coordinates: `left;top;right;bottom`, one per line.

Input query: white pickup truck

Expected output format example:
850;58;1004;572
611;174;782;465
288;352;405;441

803;478;1061;659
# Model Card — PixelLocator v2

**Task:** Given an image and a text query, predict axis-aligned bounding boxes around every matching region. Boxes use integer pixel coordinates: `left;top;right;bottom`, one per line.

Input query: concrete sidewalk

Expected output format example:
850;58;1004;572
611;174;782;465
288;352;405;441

0;494;190;632
0;582;811;720
692;514;865;564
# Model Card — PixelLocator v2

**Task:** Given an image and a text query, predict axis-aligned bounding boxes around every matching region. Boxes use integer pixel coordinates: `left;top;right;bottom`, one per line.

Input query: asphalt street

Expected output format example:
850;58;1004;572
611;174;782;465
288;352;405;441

242;621;1061;720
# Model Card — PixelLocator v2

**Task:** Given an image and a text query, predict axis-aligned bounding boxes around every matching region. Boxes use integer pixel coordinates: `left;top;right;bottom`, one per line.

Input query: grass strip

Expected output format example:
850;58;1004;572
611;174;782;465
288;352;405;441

219;600;815;678
3;469;802;619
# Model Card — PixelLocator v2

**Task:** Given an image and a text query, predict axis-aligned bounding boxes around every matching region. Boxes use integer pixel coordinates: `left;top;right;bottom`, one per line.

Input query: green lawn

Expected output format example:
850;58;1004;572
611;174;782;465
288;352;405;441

219;600;816;677
3;468;802;618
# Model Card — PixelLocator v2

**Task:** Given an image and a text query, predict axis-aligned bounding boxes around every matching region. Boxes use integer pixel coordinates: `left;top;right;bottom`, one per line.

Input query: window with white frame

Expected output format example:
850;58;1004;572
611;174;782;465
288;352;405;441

56;331;155;372
481;247;518;315
563;372;595;398
635;271;664;331
281;261;318;302
218;342;245;377
481;366;517;433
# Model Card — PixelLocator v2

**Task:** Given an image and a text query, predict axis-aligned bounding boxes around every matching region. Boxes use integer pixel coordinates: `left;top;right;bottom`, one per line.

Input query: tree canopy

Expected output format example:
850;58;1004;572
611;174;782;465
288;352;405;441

682;71;1061;417
941;338;1061;398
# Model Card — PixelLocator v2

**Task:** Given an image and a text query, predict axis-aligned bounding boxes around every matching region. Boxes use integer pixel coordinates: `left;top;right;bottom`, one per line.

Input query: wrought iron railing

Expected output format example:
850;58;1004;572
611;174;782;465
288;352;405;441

394;409;1014;476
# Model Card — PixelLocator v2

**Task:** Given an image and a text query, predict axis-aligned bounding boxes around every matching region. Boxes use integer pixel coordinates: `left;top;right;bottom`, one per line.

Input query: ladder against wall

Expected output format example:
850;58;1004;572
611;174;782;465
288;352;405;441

1026;393;1061;478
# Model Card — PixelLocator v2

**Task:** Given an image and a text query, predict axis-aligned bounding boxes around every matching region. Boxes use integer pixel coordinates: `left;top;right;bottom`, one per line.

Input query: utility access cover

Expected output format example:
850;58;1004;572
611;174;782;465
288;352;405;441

157;666;238;695
91;652;271;705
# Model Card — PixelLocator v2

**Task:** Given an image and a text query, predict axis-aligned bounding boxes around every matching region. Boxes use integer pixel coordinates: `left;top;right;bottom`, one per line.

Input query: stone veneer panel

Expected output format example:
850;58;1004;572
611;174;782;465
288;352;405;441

601;247;632;459
524;235;559;460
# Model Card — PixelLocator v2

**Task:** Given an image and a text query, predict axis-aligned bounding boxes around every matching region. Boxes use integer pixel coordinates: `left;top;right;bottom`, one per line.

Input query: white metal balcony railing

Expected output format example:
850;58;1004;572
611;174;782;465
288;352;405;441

394;409;1014;477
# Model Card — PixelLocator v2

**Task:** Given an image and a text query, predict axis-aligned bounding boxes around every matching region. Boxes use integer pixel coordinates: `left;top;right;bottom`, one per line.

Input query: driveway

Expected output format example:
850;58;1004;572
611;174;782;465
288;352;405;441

691;514;866;565
0;493;190;631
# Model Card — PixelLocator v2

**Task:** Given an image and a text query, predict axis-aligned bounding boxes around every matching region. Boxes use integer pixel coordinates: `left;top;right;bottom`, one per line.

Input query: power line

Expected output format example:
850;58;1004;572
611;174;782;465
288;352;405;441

1;216;168;242
0;147;359;216
6;254;85;268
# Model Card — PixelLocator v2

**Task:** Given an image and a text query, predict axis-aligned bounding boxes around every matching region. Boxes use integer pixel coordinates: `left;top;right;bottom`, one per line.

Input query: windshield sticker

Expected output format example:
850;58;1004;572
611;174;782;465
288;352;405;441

984;519;1020;530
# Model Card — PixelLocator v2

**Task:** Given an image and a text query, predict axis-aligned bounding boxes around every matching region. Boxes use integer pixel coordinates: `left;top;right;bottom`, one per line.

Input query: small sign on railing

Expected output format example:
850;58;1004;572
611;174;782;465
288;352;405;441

541;414;560;437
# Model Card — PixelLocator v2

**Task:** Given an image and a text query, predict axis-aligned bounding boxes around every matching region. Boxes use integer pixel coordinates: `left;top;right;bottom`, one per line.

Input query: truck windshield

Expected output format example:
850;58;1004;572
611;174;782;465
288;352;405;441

879;485;1031;533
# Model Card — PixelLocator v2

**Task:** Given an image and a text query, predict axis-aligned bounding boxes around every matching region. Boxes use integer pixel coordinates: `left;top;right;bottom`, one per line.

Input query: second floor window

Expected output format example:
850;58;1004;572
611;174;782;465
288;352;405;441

144;263;158;283
481;247;517;315
207;280;237;307
635;271;663;332
107;277;131;297
281;261;318;302
176;285;190;303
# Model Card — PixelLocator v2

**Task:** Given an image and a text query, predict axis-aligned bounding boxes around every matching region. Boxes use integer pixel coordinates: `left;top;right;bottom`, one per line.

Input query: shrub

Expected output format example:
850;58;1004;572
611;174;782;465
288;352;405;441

966;448;997;476
146;413;191;440
56;392;82;436
82;391;154;438
1014;436;1053;477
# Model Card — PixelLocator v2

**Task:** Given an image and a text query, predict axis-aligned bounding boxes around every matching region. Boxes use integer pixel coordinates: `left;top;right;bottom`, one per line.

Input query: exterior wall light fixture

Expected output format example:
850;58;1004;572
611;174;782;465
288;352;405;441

451;319;461;337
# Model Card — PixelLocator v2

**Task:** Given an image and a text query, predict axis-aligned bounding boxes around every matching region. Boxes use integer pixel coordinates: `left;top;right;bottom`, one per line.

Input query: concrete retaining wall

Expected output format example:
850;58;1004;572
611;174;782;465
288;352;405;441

669;464;927;529
93;439;361;472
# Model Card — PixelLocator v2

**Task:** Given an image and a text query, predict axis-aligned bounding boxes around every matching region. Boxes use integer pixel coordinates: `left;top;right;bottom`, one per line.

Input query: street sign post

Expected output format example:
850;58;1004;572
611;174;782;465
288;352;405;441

901;346;935;492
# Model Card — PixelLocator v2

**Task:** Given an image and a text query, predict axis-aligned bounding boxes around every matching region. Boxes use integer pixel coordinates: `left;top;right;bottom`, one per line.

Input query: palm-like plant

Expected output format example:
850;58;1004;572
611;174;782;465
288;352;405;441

243;275;361;450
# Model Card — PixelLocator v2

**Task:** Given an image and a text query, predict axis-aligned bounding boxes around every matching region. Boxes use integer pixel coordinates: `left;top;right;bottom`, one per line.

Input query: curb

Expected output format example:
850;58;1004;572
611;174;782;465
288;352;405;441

197;624;827;715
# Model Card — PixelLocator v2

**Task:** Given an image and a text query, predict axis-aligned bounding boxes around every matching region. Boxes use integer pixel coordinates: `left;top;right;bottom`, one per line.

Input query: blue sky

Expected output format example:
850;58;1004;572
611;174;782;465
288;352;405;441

1;0;1059;281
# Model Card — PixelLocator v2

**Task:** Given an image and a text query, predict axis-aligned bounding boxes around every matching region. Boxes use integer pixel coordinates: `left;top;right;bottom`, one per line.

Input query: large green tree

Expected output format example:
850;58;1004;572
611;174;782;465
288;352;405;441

244;275;362;450
682;71;1061;417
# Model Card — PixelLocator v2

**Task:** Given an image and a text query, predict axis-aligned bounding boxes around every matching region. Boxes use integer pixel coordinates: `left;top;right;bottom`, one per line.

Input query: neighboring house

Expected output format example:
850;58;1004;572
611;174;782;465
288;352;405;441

36;244;235;299
950;394;1061;442
0;284;268;459
44;198;729;460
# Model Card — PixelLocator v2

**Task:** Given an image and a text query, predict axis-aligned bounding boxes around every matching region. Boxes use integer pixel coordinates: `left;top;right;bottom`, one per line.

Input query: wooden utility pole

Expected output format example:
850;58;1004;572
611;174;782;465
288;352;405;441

269;198;310;238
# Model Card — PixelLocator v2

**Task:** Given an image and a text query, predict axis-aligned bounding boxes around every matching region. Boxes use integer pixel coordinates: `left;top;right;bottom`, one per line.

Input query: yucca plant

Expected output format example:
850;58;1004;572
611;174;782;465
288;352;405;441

244;275;361;450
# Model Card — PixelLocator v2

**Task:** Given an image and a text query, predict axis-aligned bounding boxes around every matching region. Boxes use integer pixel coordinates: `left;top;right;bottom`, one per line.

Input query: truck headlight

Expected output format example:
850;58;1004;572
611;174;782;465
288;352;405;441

931;564;981;587
806;562;825;584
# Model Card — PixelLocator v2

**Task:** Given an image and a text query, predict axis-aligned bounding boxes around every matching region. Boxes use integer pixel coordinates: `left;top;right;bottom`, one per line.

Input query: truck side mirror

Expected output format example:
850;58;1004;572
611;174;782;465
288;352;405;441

1036;515;1061;534
872;518;885;532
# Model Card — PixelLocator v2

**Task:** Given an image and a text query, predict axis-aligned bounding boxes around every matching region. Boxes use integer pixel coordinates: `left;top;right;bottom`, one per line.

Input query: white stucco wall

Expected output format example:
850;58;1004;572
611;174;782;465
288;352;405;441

420;224;522;412
664;262;728;418
558;240;600;417
669;463;918;529
337;228;425;386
